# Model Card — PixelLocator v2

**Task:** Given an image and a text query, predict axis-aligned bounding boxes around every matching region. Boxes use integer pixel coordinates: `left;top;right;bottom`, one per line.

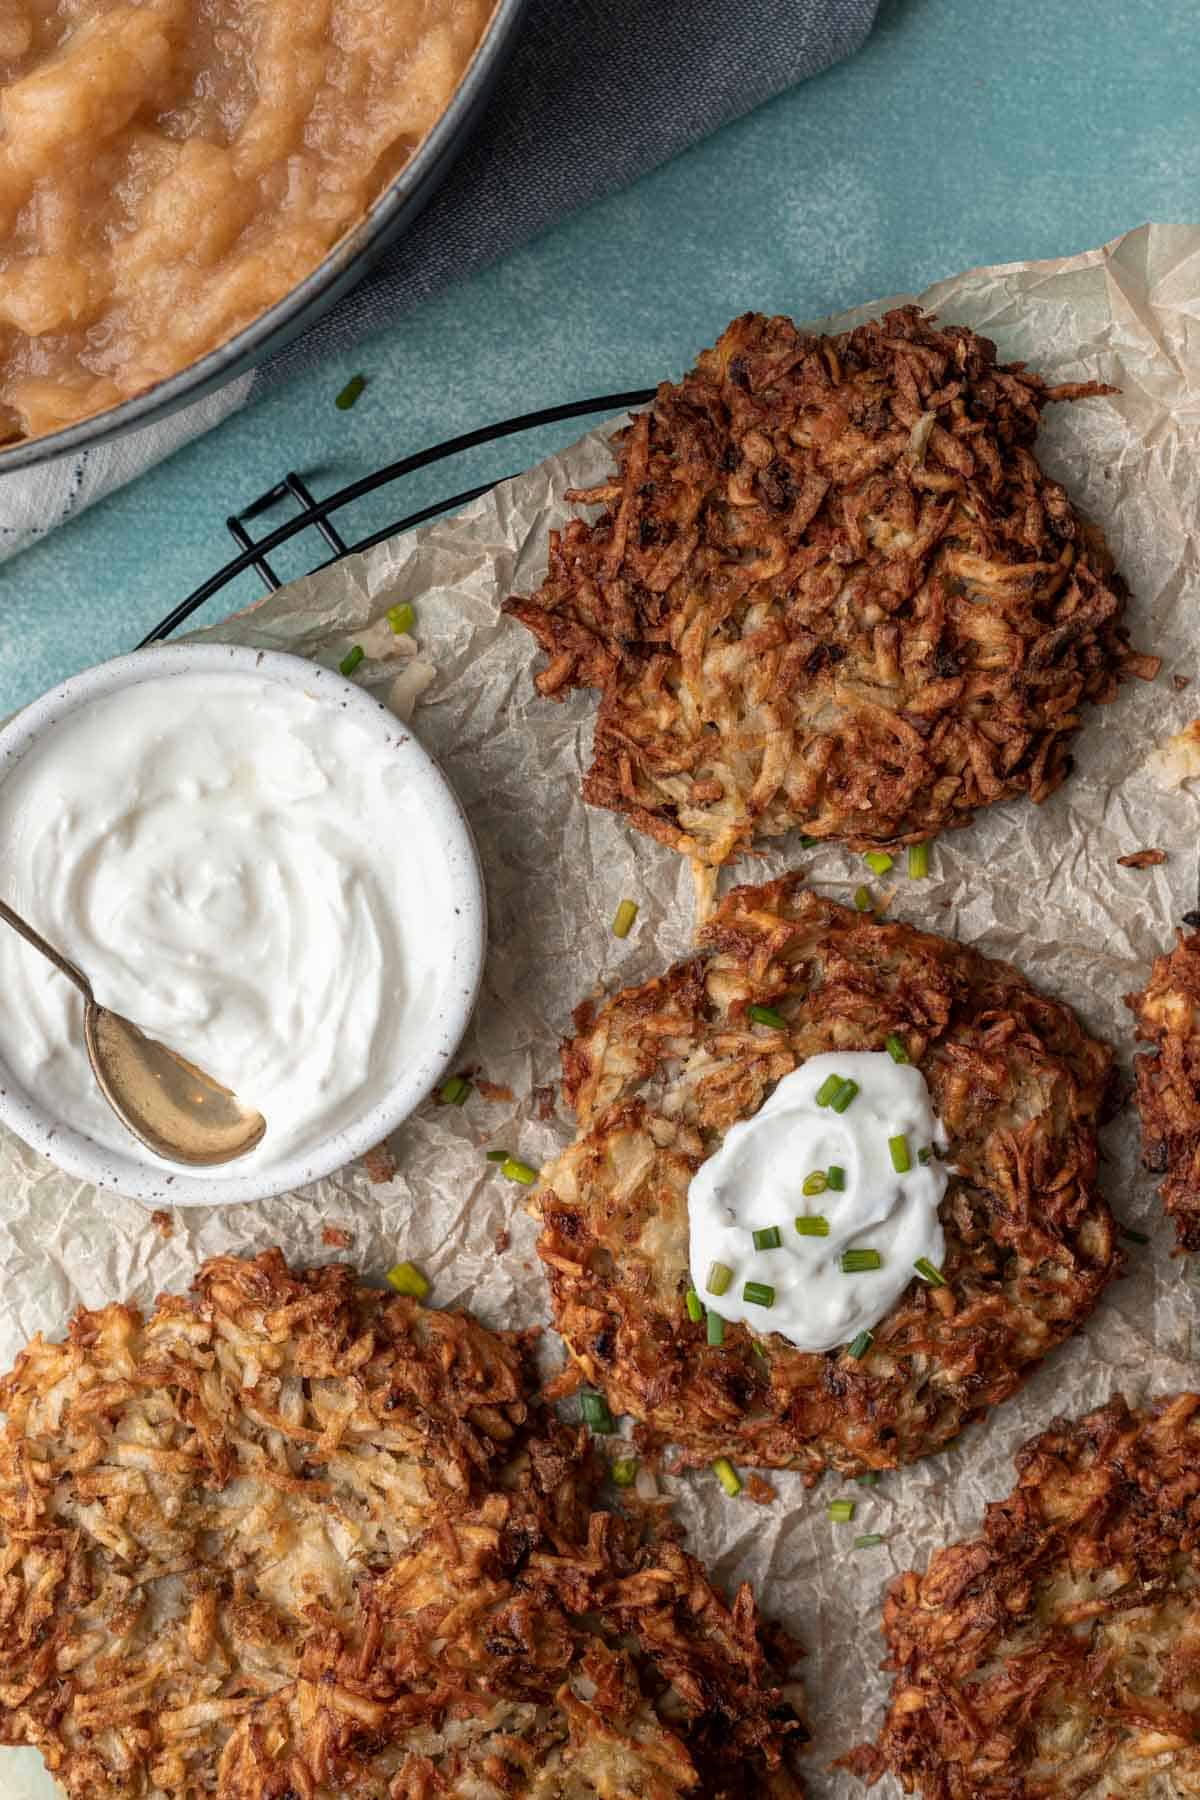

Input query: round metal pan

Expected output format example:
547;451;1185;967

0;0;528;475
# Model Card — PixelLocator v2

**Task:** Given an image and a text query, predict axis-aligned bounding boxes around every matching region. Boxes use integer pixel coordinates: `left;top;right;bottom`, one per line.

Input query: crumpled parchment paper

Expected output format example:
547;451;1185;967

5;221;1200;1797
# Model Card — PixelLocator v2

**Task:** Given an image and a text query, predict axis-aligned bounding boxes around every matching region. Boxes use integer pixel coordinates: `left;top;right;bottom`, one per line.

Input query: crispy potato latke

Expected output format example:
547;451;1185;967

1128;927;1200;1250
535;875;1118;1475
0;1250;805;1799
845;1392;1200;1797
505;308;1156;867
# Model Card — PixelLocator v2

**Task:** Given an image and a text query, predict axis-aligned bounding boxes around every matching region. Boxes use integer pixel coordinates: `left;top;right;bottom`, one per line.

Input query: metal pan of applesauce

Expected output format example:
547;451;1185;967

0;0;529;475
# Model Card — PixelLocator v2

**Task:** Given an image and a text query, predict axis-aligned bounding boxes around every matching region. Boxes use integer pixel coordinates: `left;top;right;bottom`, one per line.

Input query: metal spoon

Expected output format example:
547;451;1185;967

0;897;266;1166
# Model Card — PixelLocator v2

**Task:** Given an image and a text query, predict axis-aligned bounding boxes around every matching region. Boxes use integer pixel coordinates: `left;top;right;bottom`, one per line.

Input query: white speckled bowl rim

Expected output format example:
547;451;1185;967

0;643;486;1207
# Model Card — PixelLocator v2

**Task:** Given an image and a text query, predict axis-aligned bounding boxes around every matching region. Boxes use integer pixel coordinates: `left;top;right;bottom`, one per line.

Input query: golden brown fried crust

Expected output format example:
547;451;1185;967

847;1392;1200;1798
0;1249;805;1799
1127;929;1200;1251
504;308;1156;867
535;874;1119;1476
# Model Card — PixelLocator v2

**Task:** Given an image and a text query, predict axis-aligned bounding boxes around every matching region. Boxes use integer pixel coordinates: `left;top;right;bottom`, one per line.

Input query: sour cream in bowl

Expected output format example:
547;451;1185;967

0;645;485;1205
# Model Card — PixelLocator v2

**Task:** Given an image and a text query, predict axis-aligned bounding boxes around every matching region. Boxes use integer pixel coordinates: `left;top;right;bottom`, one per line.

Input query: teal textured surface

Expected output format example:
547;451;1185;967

0;0;1196;714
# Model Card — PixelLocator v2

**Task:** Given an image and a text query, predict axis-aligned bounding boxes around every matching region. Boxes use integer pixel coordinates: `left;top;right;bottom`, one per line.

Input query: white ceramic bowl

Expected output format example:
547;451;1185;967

0;643;486;1206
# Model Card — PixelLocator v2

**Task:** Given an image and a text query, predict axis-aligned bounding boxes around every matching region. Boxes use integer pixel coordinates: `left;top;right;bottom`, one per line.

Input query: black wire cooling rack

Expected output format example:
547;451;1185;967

137;389;656;647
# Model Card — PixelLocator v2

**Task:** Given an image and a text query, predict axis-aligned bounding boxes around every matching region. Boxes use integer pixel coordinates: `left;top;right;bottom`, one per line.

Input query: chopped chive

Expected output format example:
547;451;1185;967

864;851;894;876
854;1533;885;1549
889;1134;911;1174
856;1471;880;1486
706;1311;726;1346
795;1215;831;1237
752;1340;769;1363
387;601;415;636
842;1248;882;1273
611;1457;638;1487
748;1004;788;1029
752;1226;783;1251
917;1146;932;1165
847;1329;874;1359
339;645;365;677
612;898;639;939
707;1261;733;1297
827;1164;846;1191
743;1281;775;1308
501;1156;539;1186
830;1079;860;1115
386;1261;429;1300
485;1148;510;1162
1120;1225;1150;1244
802;1169;828;1196
816;1073;844;1107
907;841;930;880
685;1288;705;1322
713;1457;742;1497
798;834;819;848
828;1499;856;1523
853;885;873;912
885;1032;909;1064
335;373;366;410
440;1075;471;1106
580;1390;615;1434
914;1256;946;1286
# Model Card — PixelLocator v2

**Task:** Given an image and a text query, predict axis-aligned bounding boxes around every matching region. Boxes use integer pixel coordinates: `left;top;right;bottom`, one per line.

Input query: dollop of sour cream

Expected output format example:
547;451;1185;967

0;670;459;1177
688;1051;948;1353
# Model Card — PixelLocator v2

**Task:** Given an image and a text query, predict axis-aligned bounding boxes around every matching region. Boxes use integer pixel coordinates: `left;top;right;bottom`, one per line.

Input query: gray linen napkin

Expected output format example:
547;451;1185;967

0;0;880;560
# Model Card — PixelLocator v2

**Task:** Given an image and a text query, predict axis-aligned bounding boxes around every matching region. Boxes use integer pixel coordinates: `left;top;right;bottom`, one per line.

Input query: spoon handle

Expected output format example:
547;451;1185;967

0;897;93;1000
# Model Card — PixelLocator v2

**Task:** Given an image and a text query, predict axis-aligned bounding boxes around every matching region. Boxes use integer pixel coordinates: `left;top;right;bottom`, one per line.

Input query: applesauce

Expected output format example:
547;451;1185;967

0;0;495;440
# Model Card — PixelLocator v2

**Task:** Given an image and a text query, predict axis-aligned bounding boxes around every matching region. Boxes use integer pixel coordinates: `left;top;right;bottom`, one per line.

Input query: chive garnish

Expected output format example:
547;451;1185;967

798;834;819;848
335;373;366;410
889;1134;911;1174
885;1033;909;1064
842;1248;882;1273
914;1256;946;1286
685;1288;704;1322
752;1340;769;1363
856;1471;880;1486
707;1261;733;1297
386;1261;429;1300
485;1148;510;1162
847;1329;874;1359
748;1004;788;1029
743;1281;775;1308
713;1457;742;1497
387;602;415;635
802;1169;828;1196
501;1156;539;1186
612;898;638;939
830;1078;860;1114
854;1533;885;1549
917;1146;932;1165
853;885;872;912
863;851;893;876
827;1164;846;1191
752;1226;782;1251
707;1311;726;1346
828;1499;856;1522
440;1075;470;1106
795;1215;830;1237
580;1390;615;1434
815;1073;844;1107
611;1457;638;1487
1120;1225;1150;1244
339;645;365;677
907;841;929;879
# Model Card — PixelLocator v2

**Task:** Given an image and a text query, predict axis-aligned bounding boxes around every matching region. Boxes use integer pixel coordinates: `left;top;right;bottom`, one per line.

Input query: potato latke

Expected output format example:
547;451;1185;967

505;309;1155;867
535;875;1119;1475
0;1250;805;1798
845;1393;1200;1797
1128;925;1200;1250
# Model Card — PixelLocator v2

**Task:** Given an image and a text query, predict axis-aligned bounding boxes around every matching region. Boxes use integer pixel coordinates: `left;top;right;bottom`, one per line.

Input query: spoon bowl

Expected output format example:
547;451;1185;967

0;896;267;1167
